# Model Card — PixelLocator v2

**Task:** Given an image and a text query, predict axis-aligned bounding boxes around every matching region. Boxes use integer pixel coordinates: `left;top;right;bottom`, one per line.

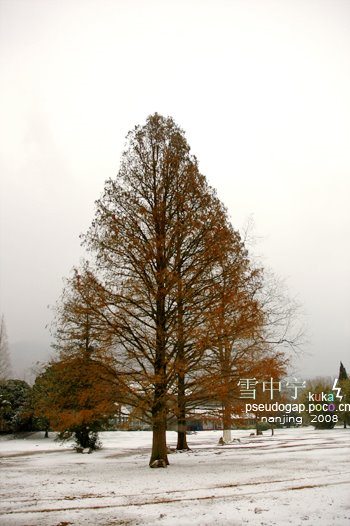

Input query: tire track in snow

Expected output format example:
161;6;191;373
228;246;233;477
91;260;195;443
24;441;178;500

2;477;350;518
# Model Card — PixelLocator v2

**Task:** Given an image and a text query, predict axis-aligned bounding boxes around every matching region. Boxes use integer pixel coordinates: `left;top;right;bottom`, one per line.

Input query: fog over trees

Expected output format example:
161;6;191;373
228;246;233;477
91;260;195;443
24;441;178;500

0;316;12;381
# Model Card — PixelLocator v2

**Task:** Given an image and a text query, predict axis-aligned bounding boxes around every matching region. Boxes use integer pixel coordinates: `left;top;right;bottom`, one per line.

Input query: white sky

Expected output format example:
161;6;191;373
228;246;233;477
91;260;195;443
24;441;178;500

0;0;349;379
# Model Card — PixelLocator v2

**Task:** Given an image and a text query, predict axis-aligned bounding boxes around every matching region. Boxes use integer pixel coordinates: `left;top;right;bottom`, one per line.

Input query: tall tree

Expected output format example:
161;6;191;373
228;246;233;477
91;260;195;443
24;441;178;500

203;234;265;441
193;235;293;441
168;177;234;450
83;113;233;465
0;315;12;381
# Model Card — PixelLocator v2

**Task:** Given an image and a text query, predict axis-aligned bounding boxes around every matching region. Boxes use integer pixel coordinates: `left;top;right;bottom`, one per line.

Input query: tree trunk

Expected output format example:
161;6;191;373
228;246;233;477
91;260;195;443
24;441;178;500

221;346;232;443
149;361;169;465
177;418;188;450
223;428;232;442
150;289;169;466
75;427;92;449
150;416;168;465
176;372;189;450
149;216;169;467
150;392;169;466
256;414;262;435
223;401;232;442
175;261;189;451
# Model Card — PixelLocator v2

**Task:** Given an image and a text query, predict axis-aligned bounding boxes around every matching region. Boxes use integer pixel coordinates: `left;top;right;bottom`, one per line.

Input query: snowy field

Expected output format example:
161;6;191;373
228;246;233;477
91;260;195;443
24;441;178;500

0;427;349;526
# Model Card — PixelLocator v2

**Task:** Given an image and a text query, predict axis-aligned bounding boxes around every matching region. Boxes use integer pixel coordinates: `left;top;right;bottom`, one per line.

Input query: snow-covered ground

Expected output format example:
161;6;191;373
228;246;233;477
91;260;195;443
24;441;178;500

0;427;349;525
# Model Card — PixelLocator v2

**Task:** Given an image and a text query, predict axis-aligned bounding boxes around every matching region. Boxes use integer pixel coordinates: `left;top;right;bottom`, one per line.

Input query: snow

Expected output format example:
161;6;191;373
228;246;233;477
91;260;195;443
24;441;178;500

0;427;349;525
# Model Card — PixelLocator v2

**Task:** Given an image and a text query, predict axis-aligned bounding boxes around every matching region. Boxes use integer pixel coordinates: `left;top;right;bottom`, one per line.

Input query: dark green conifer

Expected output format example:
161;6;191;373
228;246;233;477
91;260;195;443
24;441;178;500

339;361;348;380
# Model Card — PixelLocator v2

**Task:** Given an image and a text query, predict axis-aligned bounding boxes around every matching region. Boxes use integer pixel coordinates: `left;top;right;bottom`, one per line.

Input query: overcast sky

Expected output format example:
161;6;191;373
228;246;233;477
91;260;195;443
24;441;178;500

0;0;349;380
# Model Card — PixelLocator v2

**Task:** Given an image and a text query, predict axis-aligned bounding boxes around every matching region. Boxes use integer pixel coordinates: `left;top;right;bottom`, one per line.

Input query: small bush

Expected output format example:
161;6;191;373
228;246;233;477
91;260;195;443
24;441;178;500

57;427;102;452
